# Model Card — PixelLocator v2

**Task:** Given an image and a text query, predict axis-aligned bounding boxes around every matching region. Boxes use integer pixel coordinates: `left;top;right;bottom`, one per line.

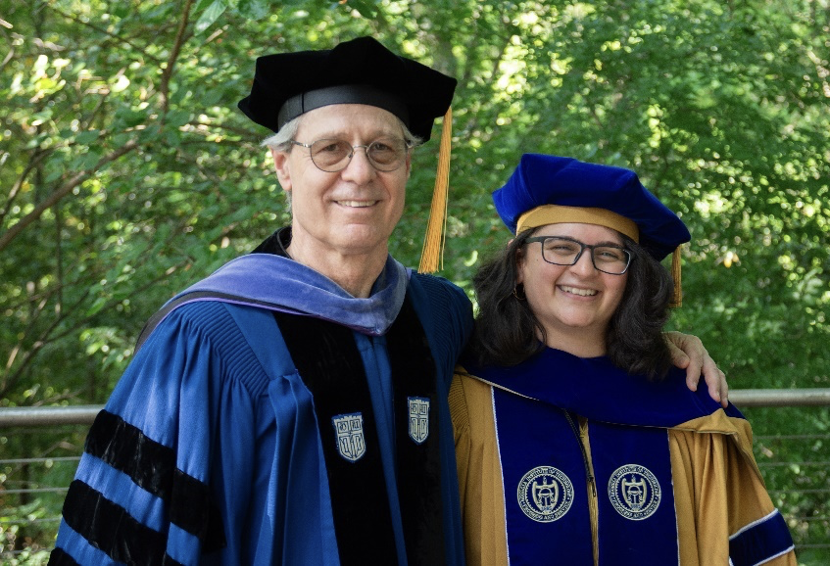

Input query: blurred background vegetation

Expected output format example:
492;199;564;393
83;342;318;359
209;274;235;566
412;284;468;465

1;0;828;563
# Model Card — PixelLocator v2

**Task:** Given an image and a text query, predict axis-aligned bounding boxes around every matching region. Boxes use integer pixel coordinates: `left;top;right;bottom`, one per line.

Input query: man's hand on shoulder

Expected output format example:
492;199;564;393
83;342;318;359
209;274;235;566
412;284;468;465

665;331;728;408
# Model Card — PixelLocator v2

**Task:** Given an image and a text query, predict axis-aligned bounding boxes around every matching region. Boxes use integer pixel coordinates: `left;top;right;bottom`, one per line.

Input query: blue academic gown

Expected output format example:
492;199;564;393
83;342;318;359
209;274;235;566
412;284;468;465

51;250;473;565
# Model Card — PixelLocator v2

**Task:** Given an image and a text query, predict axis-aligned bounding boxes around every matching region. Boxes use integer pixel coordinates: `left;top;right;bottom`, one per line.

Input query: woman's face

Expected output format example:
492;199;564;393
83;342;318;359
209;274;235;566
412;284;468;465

516;222;629;350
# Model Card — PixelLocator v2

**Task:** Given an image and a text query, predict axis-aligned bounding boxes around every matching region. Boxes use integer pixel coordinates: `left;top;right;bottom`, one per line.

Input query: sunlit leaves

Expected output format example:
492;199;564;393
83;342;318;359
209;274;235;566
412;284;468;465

0;0;828;555
195;0;228;34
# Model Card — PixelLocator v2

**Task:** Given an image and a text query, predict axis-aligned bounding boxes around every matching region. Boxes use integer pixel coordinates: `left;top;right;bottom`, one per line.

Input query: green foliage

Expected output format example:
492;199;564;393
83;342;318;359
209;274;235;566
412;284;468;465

1;0;828;560
744;406;830;565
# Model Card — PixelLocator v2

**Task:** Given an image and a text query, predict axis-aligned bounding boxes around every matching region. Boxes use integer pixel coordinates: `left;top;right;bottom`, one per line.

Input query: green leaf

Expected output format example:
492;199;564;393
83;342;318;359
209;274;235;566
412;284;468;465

195;0;228;34
111;133;133;146
164;110;191;128
80;149;104;170
86;296;107;317
75;130;101;144
45;167;63;183
338;0;379;18
201;88;225;106
137;124;162;143
163;128;182;148
115;107;148;128
237;0;269;19
194;0;218;12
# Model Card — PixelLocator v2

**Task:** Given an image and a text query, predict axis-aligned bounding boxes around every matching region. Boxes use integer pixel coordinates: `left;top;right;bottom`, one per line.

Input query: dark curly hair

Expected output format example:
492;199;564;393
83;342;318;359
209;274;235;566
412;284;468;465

467;228;675;379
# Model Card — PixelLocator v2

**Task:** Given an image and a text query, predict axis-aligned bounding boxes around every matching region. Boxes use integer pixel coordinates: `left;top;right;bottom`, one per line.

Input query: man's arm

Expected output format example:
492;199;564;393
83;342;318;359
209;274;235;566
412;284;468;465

52;302;252;564
665;331;728;407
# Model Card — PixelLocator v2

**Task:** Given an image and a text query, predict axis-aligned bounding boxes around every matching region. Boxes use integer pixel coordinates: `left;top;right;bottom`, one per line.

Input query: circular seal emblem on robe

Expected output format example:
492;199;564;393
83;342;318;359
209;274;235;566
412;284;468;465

517;466;574;523
607;464;661;520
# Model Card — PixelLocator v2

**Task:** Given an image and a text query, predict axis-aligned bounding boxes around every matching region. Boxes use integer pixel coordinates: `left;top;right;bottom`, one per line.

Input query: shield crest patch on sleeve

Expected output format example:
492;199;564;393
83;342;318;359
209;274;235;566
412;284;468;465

407;396;430;444
332;412;366;462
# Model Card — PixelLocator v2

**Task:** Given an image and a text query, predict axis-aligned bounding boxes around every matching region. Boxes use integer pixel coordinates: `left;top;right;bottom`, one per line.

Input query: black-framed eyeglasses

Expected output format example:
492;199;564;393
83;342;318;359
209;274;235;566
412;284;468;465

290;137;411;172
524;236;632;275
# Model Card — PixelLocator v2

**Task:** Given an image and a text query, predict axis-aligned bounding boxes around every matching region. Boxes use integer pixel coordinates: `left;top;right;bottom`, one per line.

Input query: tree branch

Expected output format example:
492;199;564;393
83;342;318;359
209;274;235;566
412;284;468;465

0;28;14;72
46;3;164;65
0;140;139;253
160;0;195;114
0;290;86;398
184;120;264;138
0;256;189;399
1;149;52;226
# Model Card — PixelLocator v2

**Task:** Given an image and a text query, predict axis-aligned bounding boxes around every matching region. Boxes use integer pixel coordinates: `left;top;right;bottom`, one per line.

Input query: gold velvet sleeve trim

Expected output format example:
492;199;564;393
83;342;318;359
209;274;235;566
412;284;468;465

450;369;509;566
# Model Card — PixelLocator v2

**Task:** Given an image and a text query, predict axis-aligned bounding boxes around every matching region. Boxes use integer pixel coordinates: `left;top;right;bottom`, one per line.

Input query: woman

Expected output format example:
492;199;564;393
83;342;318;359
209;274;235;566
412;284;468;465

451;154;795;565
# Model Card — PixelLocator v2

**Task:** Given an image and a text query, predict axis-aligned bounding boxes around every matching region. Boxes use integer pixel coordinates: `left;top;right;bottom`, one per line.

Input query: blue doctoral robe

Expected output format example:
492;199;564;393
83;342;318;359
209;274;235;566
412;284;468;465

51;245;473;565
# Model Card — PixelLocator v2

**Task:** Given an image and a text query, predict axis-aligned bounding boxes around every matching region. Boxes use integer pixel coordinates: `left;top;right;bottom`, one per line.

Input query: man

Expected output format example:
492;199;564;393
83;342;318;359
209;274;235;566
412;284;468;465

50;37;724;565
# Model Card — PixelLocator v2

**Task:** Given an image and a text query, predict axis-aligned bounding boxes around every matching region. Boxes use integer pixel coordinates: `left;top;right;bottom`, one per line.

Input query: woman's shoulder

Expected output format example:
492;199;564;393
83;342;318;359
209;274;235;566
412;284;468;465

585;365;737;428
450;367;496;430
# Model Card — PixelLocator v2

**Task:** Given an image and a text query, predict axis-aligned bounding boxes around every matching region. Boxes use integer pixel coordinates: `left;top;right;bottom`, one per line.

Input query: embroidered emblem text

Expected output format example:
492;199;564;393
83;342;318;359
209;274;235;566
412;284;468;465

517;466;574;523
407;396;430;444
332;412;366;462
608;464;662;520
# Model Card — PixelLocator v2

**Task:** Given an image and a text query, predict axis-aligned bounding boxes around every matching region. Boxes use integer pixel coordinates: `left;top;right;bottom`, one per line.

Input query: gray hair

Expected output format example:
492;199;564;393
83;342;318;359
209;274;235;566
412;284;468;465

261;116;302;151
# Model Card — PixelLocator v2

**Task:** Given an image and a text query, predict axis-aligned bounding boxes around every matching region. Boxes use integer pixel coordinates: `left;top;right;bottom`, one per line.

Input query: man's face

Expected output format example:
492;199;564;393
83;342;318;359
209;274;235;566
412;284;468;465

272;104;411;265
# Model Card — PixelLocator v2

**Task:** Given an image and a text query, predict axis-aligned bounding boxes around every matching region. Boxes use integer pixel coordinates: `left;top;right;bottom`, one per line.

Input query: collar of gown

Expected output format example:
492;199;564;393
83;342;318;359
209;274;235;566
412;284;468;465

462;348;742;428
166;252;410;336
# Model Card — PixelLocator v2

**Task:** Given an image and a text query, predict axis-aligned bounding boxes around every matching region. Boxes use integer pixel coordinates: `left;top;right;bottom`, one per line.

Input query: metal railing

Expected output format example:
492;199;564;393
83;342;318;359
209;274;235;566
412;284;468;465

2;389;830;564
0;405;101;427
3;388;830;428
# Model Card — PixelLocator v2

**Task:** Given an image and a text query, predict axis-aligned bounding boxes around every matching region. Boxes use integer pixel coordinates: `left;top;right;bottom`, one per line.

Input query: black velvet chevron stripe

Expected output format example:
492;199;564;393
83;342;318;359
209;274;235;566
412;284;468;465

387;296;445;566
80;410;225;552
85;410;175;497
274;311;399;564
170;469;226;548
60;480;184;566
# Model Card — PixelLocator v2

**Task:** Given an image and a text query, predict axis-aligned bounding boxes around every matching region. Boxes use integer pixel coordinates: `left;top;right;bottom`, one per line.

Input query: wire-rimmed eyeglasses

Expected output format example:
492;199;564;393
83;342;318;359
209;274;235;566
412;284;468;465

524;236;632;275
290;137;411;172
